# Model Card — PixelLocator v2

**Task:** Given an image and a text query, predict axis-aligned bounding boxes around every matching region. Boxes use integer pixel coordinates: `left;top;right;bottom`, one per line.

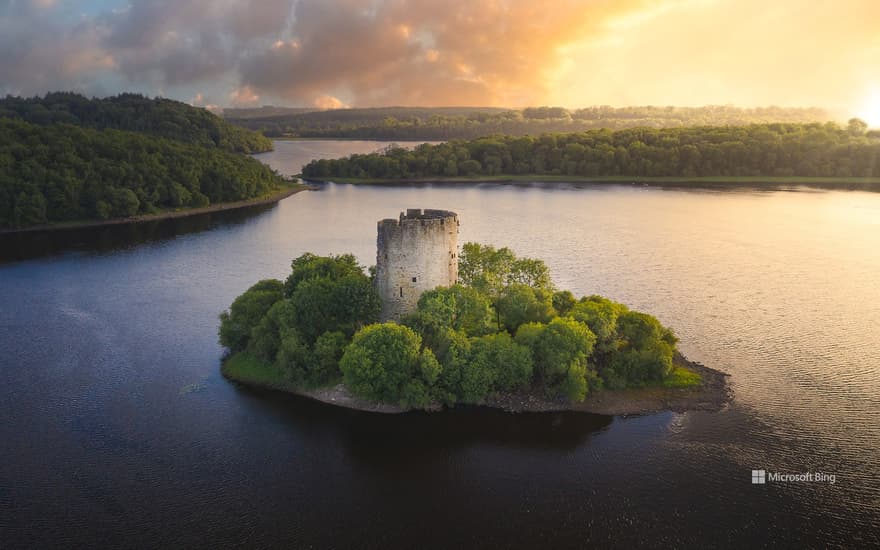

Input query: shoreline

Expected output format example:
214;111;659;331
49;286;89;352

222;352;731;417
304;175;880;190
0;183;311;235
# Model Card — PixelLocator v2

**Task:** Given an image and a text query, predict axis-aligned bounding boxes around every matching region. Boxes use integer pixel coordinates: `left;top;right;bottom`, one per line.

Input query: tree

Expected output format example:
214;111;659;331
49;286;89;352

412;284;494;336
516;317;596;400
218;279;284;352
339;323;440;408
552;290;577;317
568;295;629;355
495;284;554;333
848;118;868;136
470;332;533;392
283;253;366;296
432;328;473;405
458;242;554;300
606;311;678;386
289;273;380;343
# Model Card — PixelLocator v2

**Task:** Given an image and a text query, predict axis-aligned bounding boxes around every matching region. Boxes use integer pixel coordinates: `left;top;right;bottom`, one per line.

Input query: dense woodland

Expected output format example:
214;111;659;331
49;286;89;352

302;120;880;179
0;119;286;228
228;105;832;140
220;245;687;409
1;93;273;153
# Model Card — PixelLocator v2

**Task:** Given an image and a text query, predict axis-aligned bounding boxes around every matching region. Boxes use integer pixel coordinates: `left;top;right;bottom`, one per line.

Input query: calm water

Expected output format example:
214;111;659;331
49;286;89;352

1;140;879;548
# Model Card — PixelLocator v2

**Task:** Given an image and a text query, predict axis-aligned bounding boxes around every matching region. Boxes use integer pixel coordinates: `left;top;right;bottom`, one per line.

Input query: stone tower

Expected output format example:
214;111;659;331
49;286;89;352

376;209;459;321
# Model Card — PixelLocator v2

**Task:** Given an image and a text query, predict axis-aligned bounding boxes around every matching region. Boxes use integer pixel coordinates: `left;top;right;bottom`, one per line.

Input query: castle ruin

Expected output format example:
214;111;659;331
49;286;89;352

376;209;459;321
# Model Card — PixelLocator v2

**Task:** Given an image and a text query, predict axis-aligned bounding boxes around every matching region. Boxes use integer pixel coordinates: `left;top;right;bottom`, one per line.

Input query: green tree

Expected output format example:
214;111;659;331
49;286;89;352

470;332;533;391
607;311;678;386
289;273;380;342
552;290;577;317
311;330;348;385
218;279;284;352
432;328;473;405
495;284;554;333
412;284;495;336
339;323;440;408
516;317;596;400
283;253;366;296
568;295;629;355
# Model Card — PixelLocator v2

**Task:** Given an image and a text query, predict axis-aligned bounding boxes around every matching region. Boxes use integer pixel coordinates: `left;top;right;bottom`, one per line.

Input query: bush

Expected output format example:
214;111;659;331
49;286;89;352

470;332;533;392
569;295;629;355
516;317;596;401
495;284;554;333
606;311;677;385
218;279;284;352
339;323;440;408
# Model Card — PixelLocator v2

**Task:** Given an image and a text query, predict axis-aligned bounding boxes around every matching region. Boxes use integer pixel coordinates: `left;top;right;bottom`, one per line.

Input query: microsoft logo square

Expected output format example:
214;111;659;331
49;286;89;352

752;470;766;484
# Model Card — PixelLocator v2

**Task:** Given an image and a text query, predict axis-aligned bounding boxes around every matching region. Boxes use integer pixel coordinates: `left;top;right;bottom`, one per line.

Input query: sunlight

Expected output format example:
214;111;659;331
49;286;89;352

857;90;880;127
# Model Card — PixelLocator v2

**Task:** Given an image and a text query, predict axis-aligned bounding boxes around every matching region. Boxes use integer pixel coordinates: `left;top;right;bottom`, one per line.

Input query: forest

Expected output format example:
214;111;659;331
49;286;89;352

220;245;690;410
227;105;832;140
0;119;286;228
302;120;880;180
0;92;273;153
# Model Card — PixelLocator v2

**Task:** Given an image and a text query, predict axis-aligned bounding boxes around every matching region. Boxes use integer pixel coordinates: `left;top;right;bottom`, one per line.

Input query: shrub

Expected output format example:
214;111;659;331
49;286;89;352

339;323;440;408
218;279;284;352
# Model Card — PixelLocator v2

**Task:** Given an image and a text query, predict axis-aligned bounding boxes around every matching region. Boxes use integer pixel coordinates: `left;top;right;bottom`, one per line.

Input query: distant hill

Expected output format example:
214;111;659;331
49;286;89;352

222;106;323;119
0;92;273;153
226;105;832;141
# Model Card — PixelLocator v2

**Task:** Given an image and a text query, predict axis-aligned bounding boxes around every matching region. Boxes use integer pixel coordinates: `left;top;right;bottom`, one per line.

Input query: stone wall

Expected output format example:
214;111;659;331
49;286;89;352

376;209;459;320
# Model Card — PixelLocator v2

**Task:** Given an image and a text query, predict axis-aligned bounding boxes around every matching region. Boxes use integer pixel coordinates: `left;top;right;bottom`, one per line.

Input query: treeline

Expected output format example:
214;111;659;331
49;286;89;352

0;92;273;153
302;121;880;179
220;245;684;409
227;105;832;140
0;119;286;228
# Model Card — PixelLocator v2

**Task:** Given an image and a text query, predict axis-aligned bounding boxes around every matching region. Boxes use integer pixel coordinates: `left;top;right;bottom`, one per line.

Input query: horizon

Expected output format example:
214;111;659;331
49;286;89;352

2;1;879;124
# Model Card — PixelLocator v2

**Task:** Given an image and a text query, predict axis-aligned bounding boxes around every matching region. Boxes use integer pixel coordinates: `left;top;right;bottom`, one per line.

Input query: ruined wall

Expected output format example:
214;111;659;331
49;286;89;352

376;209;459;321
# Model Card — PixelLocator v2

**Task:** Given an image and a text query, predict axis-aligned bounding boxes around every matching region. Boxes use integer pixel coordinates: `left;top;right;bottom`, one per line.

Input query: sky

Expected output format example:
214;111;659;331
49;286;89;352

1;0;879;118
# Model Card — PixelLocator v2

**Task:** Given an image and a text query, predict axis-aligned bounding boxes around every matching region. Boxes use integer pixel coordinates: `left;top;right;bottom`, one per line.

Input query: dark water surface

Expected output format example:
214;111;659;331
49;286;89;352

1;140;879;548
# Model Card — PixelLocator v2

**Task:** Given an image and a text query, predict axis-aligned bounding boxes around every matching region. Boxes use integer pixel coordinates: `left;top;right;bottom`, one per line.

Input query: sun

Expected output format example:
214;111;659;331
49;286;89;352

857;90;880;128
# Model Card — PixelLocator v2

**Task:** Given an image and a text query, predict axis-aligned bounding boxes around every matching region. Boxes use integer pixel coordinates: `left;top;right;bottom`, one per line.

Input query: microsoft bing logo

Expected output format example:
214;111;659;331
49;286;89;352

751;470;766;484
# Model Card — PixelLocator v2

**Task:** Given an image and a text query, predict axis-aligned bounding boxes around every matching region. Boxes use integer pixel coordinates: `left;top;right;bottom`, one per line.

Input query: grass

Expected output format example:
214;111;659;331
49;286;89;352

221;352;292;391
662;365;703;388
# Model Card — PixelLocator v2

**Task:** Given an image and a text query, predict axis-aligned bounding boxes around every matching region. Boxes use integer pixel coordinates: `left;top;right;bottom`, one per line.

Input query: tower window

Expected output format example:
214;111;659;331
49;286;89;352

400;287;403;297
412;277;417;282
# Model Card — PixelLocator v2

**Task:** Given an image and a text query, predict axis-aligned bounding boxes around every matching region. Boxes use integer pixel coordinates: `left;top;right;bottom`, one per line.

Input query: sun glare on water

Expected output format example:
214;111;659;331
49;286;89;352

857;90;880;128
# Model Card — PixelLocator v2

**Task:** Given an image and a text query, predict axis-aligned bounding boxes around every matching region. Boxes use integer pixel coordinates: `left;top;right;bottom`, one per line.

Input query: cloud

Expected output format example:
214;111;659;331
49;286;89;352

239;0;651;107
229;85;261;106
0;2;112;96
1;0;878;111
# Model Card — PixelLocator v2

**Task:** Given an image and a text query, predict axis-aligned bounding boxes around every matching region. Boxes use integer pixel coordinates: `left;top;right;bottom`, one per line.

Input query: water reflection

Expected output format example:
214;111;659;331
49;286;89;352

0;203;277;264
231;384;613;460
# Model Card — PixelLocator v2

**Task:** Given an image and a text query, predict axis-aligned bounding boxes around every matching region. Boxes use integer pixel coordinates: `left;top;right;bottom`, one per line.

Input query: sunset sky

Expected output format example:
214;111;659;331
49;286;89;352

2;0;879;118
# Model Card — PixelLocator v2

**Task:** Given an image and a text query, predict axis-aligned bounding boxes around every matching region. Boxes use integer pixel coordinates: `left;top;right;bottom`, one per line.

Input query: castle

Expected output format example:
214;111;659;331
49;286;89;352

376;209;459;321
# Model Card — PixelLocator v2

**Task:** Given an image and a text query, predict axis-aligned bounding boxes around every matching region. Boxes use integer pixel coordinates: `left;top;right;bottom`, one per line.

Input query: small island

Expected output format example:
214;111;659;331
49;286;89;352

220;209;730;415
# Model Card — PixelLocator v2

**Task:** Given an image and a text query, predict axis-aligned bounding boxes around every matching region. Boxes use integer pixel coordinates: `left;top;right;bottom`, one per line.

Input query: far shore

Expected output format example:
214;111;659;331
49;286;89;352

304;175;880;191
221;352;731;417
0;183;312;235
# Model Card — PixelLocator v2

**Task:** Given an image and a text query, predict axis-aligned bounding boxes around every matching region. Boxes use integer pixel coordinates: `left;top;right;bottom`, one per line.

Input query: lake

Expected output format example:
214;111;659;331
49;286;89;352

1;140;878;548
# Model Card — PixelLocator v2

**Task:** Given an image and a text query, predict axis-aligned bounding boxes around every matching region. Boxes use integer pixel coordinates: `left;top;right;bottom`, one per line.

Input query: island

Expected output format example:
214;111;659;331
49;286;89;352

0;93;297;231
299;121;880;191
220;209;731;415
